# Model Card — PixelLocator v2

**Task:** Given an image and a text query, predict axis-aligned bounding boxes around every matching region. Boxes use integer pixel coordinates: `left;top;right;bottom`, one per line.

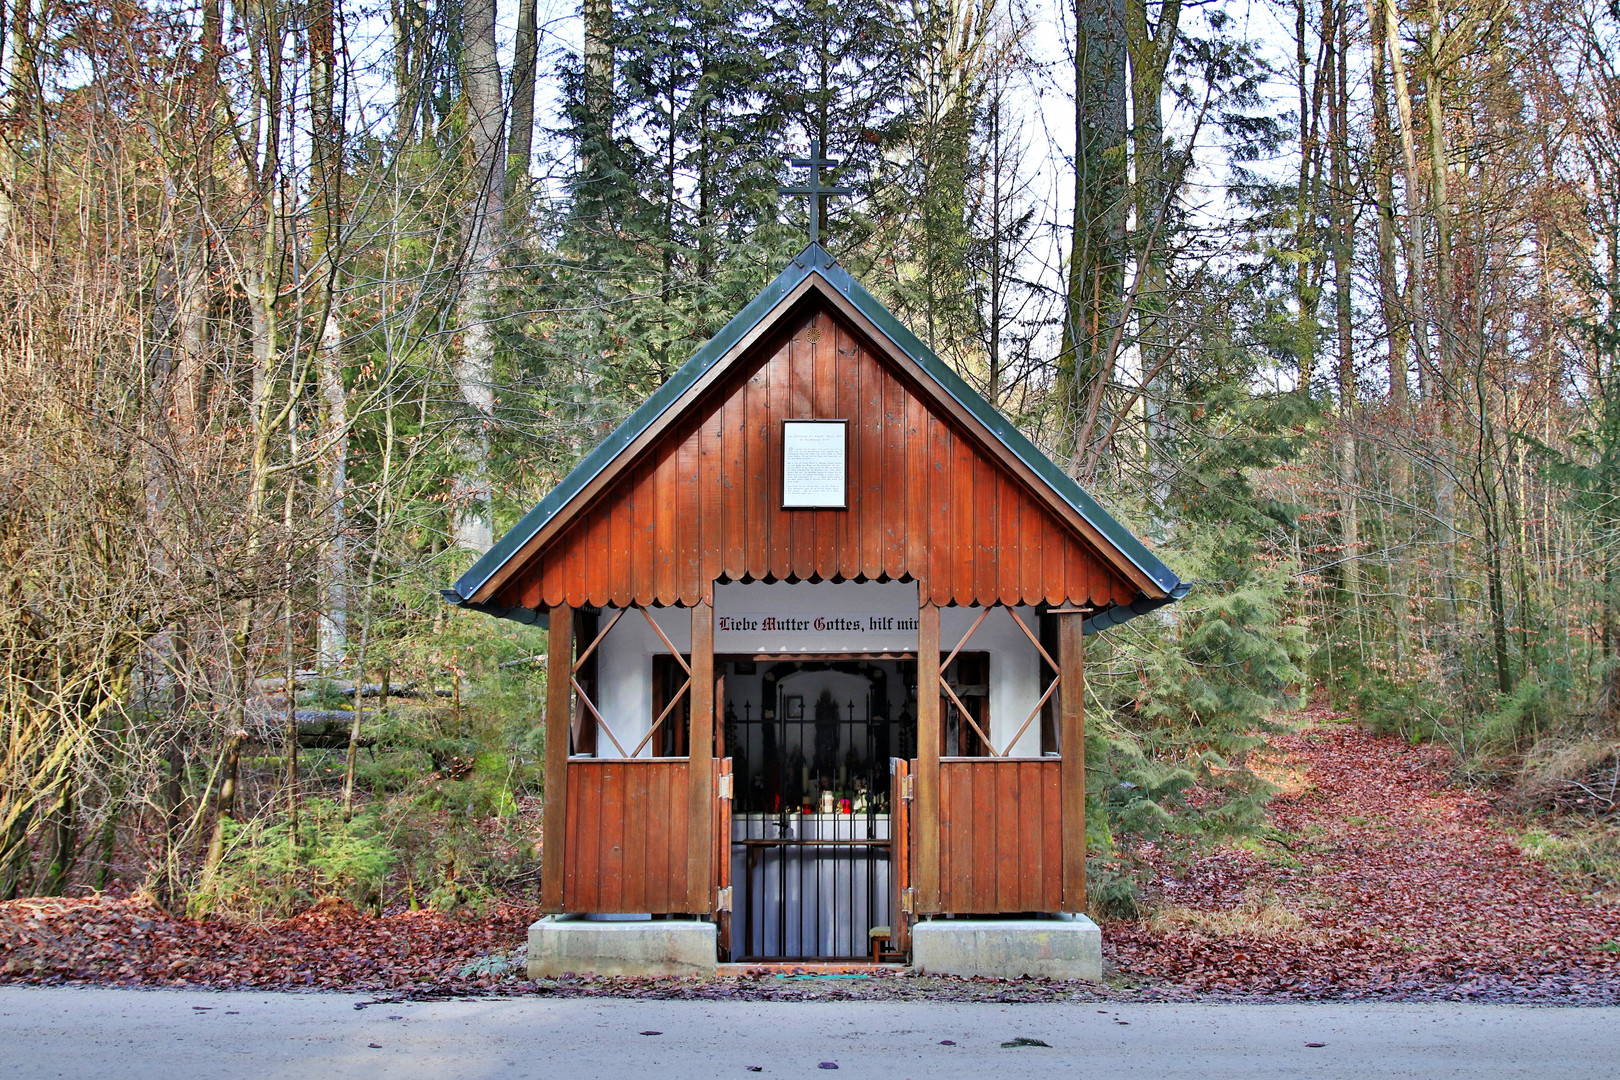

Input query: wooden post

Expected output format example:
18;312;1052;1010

891;757;912;954
1059;611;1087;913
713;756;733;956
686;601;715;913
541;603;573;914
915;602;941;914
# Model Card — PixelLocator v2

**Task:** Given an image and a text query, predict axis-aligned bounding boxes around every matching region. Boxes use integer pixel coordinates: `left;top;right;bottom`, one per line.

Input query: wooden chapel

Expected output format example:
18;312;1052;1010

443;236;1185;966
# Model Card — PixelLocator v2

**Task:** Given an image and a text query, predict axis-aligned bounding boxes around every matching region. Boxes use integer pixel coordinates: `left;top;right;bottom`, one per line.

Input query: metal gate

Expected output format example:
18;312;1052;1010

732;807;891;961
723;660;909;961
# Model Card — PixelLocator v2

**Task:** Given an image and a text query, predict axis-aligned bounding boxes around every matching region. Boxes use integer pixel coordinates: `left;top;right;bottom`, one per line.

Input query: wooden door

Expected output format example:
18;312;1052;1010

892;757;913;958
714;756;733;959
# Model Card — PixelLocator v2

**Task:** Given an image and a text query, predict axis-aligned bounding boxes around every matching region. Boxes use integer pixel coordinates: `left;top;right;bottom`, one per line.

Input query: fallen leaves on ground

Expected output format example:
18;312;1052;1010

3;709;1617;1002
1107;707;1620;1002
0;896;537;993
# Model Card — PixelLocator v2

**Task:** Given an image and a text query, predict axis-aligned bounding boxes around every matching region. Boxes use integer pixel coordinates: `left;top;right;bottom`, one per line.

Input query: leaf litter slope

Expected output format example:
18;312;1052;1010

1109;714;1620;1000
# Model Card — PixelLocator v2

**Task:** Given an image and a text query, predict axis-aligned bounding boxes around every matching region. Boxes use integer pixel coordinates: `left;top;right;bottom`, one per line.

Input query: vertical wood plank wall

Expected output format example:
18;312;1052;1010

891;757;912;955
935;759;1062;913
547;603;1090;919
495;301;1139;615
714;757;733;956
561;759;691;912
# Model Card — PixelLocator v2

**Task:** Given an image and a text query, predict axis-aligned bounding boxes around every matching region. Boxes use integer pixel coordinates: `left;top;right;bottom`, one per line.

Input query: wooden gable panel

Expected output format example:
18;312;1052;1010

496;299;1138;611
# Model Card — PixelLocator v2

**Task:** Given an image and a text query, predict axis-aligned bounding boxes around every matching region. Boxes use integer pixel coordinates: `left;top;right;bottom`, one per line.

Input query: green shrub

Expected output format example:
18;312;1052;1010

206;798;396;918
1520;822;1620;900
1475;678;1555;757
1082;537;1307;916
1353;676;1450;744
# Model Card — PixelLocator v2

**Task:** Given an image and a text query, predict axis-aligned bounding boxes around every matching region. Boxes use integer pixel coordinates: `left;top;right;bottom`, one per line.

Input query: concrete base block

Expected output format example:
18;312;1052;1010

911;914;1102;982
526;916;717;979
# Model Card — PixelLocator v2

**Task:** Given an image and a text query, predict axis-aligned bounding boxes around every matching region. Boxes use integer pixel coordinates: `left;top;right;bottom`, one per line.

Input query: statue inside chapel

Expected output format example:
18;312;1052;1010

813;688;840;778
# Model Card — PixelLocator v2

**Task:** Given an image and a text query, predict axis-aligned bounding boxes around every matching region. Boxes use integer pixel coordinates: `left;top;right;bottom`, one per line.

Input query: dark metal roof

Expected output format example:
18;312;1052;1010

443;243;1185;633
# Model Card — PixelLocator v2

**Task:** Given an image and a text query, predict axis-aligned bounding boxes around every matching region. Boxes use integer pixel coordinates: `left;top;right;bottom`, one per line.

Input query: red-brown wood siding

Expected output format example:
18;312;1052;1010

496;298;1137;612
563;758;690;913
936;758;1062;914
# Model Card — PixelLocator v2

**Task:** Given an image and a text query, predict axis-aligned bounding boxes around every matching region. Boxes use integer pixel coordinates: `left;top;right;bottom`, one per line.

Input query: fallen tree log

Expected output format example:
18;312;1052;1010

254;675;453;699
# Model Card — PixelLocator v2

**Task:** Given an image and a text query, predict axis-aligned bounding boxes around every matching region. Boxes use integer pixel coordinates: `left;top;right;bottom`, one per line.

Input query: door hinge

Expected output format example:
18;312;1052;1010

900;887;915;915
717;773;733;800
900;775;915;802
716;886;733;912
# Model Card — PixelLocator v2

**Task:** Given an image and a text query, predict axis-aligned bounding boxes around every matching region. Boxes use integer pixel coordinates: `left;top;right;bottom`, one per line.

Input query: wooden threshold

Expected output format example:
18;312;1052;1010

716;962;907;976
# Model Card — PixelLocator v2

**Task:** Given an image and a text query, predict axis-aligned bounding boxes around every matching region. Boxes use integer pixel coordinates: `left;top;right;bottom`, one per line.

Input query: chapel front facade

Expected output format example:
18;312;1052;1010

444;243;1184;969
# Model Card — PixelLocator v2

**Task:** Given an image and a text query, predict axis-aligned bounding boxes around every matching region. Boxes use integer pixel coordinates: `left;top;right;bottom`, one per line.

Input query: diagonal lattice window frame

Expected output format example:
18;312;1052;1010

569;607;693;759
938;608;1062;758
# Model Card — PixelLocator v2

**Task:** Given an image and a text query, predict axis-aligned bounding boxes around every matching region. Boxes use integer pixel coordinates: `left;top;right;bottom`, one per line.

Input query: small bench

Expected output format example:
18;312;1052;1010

869;925;903;963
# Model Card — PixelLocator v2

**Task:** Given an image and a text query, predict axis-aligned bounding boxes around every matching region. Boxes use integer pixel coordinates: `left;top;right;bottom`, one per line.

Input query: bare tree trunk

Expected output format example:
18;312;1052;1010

311;0;348;667
1367;0;1407;408
391;0;423;142
341;618;372;818
1127;0;1181;522
315;308;347;667
583;0;614;169
39;774;76;896
1329;0;1360;647
0;803;33;901
1292;0;1329;393
451;0;505;554
1383;0;1432;388
173;0;218;452
159;740;183;904
202;734;244;875
1422;0;1459;626
283;478;299;842
508;0;538;199
1368;0;1409;673
1424;0;1453;391
1059;0;1128;468
0;0;40;240
203;0;287;885
1385;0;1455;628
985;74;1006;404
92;719;126;890
1477;415;1514;694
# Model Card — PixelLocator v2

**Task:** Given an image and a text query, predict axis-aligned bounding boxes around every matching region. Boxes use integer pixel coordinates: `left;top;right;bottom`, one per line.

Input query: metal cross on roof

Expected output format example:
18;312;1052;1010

778;140;851;246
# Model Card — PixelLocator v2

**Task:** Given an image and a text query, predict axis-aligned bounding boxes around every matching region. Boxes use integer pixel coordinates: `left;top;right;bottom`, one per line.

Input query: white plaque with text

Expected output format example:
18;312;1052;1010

781;419;847;508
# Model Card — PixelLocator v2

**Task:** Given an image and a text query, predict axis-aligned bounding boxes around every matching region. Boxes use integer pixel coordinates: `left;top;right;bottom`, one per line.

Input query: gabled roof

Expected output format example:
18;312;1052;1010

443;243;1187;633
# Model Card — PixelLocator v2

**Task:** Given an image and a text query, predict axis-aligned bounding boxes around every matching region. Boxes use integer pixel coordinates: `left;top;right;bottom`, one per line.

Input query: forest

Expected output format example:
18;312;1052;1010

2;0;1618;919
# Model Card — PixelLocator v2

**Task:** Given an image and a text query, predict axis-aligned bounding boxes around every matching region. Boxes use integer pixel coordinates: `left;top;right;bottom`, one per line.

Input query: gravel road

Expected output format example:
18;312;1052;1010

2;986;1617;1079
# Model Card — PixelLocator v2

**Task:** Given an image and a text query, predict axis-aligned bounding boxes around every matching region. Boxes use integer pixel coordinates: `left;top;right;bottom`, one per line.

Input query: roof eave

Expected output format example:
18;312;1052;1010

444;585;1188;636
1082;582;1193;635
